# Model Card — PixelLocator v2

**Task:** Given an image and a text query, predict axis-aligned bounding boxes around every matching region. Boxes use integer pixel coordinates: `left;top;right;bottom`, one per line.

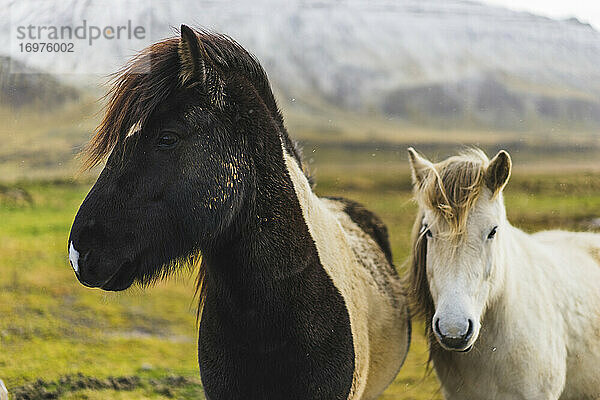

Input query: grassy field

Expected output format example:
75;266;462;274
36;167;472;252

3;99;600;182
0;149;599;399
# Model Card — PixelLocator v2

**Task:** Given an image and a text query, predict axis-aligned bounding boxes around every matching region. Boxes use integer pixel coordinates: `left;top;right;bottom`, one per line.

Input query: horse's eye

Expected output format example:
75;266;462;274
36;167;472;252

422;224;433;238
487;226;498;240
157;132;179;150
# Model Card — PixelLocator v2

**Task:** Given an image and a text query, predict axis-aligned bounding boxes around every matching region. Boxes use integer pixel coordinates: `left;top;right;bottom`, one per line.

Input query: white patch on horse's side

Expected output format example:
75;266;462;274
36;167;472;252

126;120;142;139
69;241;80;273
283;147;409;400
320;197;410;395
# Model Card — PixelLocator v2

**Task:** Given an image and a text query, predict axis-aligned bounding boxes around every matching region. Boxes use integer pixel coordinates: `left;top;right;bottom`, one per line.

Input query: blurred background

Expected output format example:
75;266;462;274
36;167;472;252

1;0;599;398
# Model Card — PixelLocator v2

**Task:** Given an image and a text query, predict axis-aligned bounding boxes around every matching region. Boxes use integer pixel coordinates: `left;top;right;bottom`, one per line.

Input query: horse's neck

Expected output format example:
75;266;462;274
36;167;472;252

196;145;358;399
202;148;317;313
483;224;534;324
500;224;533;278
202;221;312;309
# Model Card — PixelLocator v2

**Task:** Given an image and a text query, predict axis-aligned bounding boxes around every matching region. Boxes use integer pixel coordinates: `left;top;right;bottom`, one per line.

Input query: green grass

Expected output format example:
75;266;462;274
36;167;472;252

1;165;599;399
0;181;202;398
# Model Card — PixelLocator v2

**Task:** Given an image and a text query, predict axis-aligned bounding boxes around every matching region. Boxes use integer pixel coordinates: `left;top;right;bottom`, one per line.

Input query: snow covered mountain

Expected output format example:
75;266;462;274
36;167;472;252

3;0;600;130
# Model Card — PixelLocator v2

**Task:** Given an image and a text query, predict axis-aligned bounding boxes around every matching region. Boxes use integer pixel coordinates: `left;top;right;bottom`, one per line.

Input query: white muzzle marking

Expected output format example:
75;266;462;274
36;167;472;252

69;241;80;273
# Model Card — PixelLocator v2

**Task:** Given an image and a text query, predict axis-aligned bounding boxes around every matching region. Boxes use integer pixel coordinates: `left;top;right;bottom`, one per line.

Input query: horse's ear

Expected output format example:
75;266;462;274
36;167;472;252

178;25;207;86
485;150;512;195
407;147;433;185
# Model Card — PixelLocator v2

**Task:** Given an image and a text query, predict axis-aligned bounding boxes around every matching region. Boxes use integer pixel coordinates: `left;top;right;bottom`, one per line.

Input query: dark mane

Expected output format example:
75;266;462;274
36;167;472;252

83;38;179;169
83;28;305;171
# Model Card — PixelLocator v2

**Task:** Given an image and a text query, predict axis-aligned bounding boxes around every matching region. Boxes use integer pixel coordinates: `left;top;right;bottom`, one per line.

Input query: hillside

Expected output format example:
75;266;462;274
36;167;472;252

0;56;80;109
2;0;600;181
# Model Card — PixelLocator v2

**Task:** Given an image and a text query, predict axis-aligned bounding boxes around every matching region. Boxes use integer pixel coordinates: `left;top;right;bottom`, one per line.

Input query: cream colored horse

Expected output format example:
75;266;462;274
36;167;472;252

406;147;600;400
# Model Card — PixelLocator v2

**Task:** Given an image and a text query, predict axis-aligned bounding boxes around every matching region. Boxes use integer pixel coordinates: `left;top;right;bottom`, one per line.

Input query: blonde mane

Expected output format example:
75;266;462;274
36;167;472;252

414;149;490;240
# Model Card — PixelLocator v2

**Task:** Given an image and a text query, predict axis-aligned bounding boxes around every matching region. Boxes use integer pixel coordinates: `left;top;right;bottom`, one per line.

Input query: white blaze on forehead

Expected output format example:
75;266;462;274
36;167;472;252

126;120;142;139
69;241;80;273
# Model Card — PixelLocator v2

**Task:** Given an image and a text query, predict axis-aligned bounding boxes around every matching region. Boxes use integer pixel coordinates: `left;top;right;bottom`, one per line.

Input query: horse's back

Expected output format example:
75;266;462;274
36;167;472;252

533;230;600;269
324;197;394;266
320;196;411;400
321;196;401;299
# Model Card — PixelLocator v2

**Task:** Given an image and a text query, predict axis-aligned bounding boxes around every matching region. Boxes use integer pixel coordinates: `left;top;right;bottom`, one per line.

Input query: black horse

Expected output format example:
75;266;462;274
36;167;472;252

68;25;410;400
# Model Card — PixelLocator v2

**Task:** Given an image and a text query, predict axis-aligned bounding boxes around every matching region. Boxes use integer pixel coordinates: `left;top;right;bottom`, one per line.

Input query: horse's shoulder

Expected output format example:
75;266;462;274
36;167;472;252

321;196;393;265
531;230;600;271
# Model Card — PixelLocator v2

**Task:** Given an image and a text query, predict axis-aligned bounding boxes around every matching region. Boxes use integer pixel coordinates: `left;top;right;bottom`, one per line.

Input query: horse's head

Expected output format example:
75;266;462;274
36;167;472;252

407;147;512;352
68;26;294;291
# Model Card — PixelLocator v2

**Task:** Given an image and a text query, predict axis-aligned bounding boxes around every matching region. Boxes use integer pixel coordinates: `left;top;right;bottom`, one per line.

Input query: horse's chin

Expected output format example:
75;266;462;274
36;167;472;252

99;261;138;291
458;344;473;353
436;338;475;353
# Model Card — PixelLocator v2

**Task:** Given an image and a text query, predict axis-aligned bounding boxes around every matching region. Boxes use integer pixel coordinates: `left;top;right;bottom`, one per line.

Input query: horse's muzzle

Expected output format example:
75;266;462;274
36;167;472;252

434;317;475;351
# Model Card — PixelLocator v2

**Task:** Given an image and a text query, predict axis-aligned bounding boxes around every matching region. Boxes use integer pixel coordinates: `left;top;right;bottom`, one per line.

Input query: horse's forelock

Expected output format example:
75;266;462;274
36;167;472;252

82;29;293;171
83;38;180;170
415;149;489;241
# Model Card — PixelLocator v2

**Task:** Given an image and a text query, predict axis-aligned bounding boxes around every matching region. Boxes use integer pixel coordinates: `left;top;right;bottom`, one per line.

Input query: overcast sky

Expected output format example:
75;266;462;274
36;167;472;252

479;0;600;31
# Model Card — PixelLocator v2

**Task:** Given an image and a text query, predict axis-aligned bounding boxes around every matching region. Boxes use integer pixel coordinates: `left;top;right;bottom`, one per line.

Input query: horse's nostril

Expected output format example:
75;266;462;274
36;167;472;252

435;317;475;351
434;318;442;337
464;319;474;340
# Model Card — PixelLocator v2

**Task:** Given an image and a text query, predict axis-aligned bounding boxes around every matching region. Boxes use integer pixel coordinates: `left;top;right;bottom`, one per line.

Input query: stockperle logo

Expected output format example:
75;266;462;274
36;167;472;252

9;0;153;75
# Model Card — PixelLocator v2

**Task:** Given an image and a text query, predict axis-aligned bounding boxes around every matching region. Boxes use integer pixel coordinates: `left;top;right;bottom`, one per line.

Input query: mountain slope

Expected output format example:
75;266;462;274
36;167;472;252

0;56;80;109
3;0;600;130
